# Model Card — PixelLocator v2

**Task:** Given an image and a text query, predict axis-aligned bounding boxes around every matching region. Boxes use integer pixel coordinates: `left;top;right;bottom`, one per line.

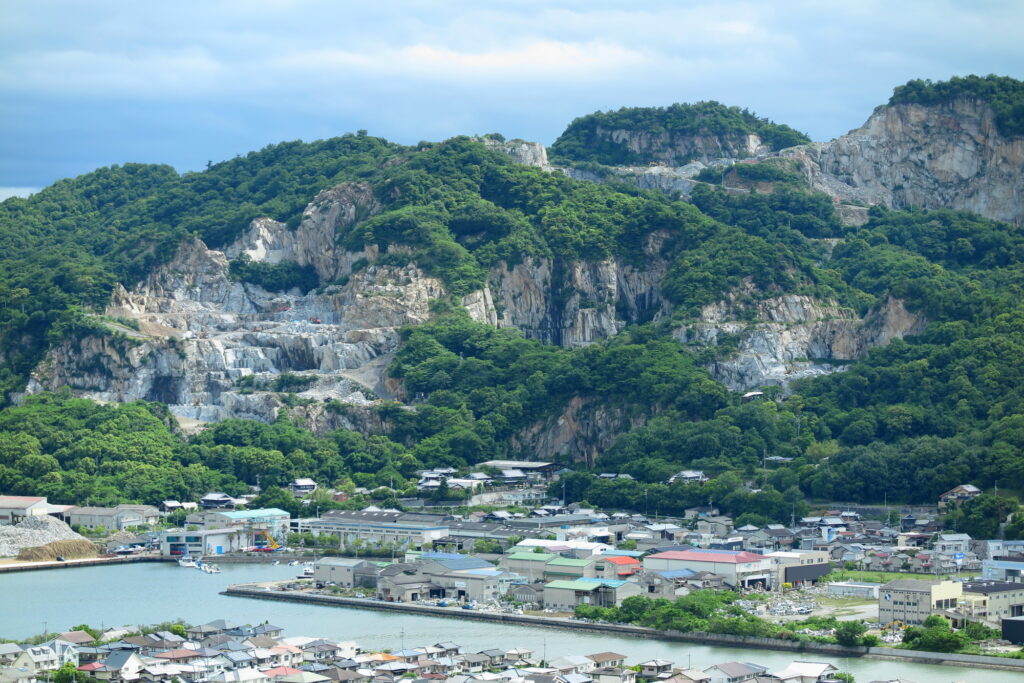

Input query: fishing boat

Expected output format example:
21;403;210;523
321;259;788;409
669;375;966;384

178;555;197;568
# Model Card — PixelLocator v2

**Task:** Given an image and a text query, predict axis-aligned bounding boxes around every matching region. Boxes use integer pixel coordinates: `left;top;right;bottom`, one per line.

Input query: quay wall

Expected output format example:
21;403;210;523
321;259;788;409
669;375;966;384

222;586;1024;673
0;555;172;573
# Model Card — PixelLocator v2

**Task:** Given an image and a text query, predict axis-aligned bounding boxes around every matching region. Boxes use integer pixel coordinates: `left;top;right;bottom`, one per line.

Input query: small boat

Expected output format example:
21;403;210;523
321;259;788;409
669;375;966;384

206;564;221;574
288;560;299;567
178;556;197;568
272;560;280;566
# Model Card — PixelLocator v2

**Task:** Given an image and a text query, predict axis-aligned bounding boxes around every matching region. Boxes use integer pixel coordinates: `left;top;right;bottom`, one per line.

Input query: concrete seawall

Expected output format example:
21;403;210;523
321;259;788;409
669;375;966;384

222;586;1024;673
0;555;172;573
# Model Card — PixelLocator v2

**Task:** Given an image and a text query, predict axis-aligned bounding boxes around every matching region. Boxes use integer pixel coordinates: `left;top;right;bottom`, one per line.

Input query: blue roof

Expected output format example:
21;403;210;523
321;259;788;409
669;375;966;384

420;552;467;560
217;508;290;519
576;578;627;588
690;548;743;555
653;569;696;579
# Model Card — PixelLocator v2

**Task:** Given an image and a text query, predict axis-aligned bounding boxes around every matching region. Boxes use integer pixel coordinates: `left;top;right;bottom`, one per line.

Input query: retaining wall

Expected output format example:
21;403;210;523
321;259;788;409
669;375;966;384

222;586;1024;672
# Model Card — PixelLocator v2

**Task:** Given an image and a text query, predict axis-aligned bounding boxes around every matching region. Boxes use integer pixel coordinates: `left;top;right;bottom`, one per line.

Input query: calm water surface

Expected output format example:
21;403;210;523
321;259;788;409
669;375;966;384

0;562;1017;682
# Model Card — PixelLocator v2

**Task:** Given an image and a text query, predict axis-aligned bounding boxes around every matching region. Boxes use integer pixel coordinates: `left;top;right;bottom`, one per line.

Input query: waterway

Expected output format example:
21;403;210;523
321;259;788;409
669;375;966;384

0;562;1017;682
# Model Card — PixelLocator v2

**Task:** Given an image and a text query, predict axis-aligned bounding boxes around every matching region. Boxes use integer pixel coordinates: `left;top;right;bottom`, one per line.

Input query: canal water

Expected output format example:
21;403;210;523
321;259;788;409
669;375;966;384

0;562;1016;682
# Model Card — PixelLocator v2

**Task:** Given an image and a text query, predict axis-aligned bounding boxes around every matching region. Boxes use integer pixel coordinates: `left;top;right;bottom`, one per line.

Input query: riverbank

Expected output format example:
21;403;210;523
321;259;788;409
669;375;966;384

223;585;1024;673
0;554;173;573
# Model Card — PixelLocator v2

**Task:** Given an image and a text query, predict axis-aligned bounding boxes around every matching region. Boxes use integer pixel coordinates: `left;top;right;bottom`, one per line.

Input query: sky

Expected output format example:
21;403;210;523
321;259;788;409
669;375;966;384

2;0;1022;199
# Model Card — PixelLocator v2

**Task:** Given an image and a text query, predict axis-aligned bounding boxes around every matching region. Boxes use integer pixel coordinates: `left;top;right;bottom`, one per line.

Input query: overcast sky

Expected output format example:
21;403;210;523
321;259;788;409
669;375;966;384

2;0;1022;198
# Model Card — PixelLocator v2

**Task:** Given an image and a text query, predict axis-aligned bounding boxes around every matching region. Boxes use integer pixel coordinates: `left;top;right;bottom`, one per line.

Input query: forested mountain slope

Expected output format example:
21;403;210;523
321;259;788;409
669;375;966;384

1;76;1023;517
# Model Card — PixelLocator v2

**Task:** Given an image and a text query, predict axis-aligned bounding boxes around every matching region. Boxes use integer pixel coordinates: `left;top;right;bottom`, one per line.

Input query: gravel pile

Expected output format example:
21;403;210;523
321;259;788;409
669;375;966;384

0;515;88;557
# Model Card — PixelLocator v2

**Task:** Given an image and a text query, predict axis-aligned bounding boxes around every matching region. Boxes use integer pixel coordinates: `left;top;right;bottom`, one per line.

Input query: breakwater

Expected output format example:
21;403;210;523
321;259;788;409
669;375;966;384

0;554;172;573
223;585;1024;673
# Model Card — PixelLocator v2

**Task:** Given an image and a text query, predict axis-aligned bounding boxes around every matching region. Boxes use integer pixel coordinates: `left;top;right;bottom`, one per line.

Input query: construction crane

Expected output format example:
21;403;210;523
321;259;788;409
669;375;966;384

253;529;280;551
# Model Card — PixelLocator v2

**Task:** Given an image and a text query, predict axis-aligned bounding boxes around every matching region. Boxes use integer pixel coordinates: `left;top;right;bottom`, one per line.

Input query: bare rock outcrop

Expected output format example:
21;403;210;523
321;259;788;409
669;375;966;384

676;294;927;391
783;98;1024;224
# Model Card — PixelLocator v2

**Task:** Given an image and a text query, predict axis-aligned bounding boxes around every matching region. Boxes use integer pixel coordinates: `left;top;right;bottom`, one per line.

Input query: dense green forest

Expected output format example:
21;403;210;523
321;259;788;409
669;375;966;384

889;74;1024;136
2;76;1024;526
549;101;811;165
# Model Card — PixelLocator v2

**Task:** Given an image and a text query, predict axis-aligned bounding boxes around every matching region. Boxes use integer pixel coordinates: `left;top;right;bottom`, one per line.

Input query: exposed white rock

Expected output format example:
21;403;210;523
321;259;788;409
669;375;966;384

783;98;1024;225
482;138;549;168
675;294;927;391
25;186;436;426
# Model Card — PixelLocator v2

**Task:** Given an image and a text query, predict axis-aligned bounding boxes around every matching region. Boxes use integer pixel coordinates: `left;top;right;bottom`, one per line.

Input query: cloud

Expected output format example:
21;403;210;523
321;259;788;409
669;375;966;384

0;46;222;95
277;40;646;82
1;0;1022;187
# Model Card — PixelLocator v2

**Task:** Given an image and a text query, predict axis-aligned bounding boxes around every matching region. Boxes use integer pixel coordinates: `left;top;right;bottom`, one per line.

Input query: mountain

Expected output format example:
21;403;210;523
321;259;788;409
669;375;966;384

2;75;1024;515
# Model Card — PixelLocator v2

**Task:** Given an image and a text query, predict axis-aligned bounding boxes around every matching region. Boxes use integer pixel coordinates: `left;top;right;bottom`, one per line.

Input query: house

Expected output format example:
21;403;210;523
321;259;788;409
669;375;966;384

186;620;239;640
55;632;96;647
88;651;147;682
702;662;765;683
639;660;673;678
935;533;972;555
210;669;270;683
38;641;78;669
585;653;626;669
592;668;636;683
200;492;245;509
695;517;734;537
289;479;319;496
772;661;838;683
668;471;708;485
664;671;711;683
0;646;23;666
938;484;982;510
0;666;36;683
0;496;50;526
12;648;59;675
477;460;558;480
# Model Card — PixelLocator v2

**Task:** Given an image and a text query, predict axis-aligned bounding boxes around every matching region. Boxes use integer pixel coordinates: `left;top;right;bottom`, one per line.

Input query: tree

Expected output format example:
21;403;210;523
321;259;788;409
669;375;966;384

52;663;89;683
835;620;868;646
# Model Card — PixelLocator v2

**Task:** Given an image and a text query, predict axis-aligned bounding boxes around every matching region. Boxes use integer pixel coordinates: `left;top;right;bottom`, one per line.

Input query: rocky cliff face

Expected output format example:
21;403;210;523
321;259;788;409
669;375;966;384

487;232;672;347
783;98;1024;225
25;185;440;427
595;127;767;165
676;294;926;391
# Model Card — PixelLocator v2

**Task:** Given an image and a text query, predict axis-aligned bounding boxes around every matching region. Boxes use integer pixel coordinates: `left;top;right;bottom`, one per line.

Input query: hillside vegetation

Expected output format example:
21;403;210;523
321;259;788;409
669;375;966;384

889;74;1024;136
2;76;1024;520
549;101;810;165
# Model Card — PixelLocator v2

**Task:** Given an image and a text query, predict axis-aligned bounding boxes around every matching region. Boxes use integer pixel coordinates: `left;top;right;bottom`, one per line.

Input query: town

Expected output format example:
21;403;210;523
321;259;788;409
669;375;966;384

0;617;869;683
3;462;1024;669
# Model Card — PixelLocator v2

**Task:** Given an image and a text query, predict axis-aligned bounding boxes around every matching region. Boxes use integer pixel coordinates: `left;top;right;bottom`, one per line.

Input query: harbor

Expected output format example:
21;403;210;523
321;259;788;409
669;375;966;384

0;561;1019;682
